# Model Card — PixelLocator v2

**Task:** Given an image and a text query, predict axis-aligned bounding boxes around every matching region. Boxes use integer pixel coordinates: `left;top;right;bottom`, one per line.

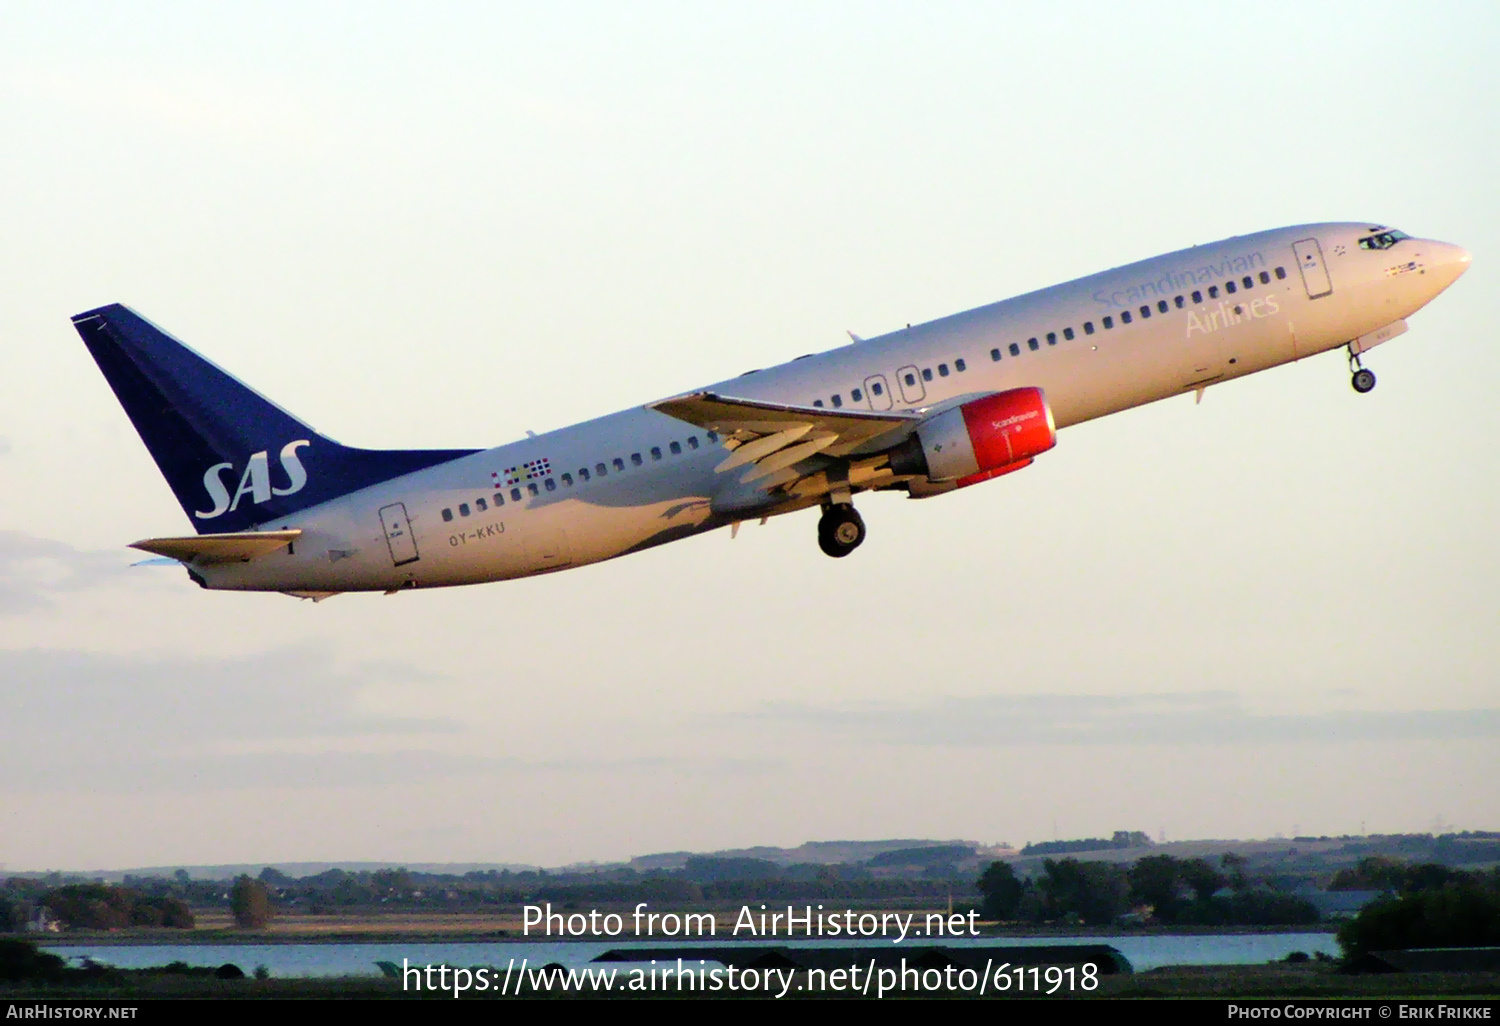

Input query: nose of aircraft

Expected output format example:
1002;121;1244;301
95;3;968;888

1424;240;1472;290
1440;241;1471;276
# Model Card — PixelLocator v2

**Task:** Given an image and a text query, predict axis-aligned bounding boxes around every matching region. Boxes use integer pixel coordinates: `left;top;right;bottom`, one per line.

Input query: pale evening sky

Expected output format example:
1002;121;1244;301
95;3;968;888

0;2;1495;870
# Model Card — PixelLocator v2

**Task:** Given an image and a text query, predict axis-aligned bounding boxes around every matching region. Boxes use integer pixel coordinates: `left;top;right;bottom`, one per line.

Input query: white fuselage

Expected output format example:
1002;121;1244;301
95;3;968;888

199;222;1470;595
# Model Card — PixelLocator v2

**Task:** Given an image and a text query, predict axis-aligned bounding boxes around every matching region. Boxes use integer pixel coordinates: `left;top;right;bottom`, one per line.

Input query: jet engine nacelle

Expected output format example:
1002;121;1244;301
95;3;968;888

888;387;1056;486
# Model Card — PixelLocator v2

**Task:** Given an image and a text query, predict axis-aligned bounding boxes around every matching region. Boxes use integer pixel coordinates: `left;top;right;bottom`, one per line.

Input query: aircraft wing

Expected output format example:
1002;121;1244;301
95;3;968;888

649;391;920;491
130;529;302;565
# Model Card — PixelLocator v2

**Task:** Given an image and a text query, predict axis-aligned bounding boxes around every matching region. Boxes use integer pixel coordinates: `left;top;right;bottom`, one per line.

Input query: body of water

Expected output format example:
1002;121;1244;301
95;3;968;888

43;933;1339;977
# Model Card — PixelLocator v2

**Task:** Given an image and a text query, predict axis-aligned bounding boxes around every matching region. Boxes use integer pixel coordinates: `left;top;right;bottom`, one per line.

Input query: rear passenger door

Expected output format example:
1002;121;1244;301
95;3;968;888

379;503;420;566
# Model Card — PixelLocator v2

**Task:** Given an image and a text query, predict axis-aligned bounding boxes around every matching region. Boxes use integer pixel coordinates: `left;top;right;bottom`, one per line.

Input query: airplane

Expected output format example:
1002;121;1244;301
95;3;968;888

72;222;1470;600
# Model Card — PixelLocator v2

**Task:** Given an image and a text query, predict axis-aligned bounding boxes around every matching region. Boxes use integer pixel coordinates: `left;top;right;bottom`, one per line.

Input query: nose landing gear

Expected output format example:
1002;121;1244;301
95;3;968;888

1348;344;1377;394
818;503;866;558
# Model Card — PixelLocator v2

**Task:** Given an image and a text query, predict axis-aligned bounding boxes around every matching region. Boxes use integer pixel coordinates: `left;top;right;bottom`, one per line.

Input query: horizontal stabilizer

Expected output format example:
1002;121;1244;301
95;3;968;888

130;529;302;565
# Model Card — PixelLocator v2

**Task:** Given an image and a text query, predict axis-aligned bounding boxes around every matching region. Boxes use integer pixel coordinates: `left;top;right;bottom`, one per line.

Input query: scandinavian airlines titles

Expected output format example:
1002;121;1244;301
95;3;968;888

1092;250;1267;309
195;439;311;519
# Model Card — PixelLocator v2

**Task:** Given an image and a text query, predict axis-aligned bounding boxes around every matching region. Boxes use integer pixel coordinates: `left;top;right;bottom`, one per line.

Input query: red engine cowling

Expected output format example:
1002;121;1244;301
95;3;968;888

888;387;1056;486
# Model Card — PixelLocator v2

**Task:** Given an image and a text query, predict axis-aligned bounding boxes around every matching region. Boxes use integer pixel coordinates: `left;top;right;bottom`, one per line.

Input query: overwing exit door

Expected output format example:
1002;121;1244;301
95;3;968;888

896;365;925;404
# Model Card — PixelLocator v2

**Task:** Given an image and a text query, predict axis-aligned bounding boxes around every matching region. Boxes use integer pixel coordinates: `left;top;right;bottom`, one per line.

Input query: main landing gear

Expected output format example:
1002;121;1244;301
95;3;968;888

818;503;866;558
1348;344;1377;394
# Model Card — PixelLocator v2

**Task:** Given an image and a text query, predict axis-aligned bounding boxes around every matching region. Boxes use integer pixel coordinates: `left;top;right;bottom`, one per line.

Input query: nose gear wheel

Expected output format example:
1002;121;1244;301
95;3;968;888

1347;343;1377;394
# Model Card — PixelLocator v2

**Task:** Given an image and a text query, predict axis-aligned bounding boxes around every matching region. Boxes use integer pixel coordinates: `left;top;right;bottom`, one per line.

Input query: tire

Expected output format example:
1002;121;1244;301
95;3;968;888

817;506;866;558
1351;368;1377;394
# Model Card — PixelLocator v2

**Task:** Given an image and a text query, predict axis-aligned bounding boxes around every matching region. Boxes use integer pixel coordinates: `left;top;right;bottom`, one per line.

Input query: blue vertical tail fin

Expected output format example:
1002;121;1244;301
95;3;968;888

72;304;477;534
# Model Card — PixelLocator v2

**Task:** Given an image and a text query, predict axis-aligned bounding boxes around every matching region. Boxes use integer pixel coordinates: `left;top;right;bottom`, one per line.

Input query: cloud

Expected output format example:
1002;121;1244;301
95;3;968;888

0;644;453;748
0;644;772;792
0;749;773;793
0;531;132;615
0;644;446;790
741;692;1500;747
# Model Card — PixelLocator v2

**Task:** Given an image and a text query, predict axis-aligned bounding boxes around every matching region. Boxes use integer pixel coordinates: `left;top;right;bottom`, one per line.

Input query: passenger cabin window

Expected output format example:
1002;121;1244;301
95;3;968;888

561;473;573;486
459;503;470;517
1027;338;1039;351
1225;280;1236;294
905;371;918;384
1275;266;1287;280
511;487;522;501
670;441;681;455
831;394;843;408
1047;332;1056;345
476;497;487;511
442;508;453;522
990;348;1001;361
852;387;863;400
707;431;718;443
578;468;590;482
596;462;608;476
527;483;539;497
545;478;556;492
1192;290;1203;303
494;492;505;505
1158;300;1169;313
921;368;933;381
1102;316;1113;329
1009;342;1021;356
813;399;824;407
650;446;662;461
613;458;625;472
1259;271;1271;284
688;436;699;449
954;359;965;372
1140;305;1151;318
1174;296;1185;309
937;364;949;377
873;380;886;393
631;453;643;466
1242;275;1253;289
1084;321;1095;335
1121;310;1132;324
1063;327;1075;340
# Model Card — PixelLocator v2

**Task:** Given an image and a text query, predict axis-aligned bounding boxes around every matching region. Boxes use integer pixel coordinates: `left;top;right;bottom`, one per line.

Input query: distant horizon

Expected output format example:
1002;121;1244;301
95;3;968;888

7;827;1496;880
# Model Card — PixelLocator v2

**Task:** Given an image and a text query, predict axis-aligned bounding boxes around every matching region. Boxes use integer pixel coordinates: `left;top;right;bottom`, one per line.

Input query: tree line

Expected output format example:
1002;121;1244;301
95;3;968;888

1335;862;1500;957
1;876;277;931
978;854;1319;926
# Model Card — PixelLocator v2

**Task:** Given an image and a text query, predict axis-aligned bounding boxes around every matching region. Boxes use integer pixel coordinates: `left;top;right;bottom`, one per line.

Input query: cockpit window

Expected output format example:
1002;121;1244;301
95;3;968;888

1358;230;1411;251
